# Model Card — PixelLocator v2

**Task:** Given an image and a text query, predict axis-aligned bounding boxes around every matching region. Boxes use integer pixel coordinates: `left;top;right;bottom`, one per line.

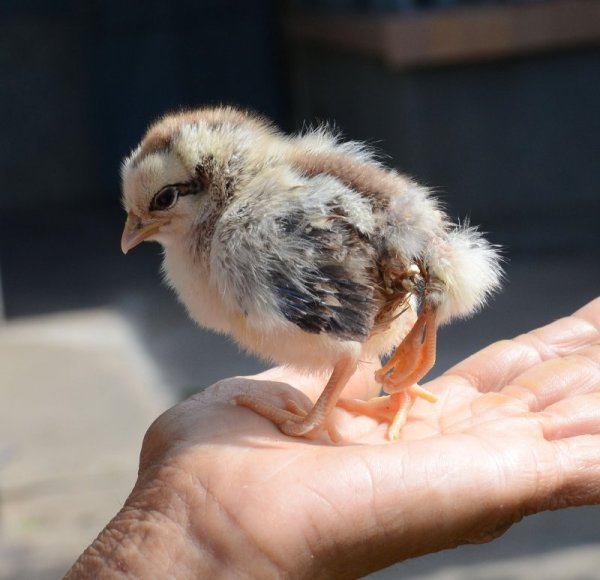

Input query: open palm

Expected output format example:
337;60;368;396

68;298;600;578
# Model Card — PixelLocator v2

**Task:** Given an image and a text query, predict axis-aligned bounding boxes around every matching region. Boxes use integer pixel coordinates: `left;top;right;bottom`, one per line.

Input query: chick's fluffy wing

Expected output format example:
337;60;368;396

211;175;380;342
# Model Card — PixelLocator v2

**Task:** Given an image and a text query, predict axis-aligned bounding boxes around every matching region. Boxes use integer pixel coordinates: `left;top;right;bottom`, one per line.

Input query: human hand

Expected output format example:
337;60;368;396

66;298;600;579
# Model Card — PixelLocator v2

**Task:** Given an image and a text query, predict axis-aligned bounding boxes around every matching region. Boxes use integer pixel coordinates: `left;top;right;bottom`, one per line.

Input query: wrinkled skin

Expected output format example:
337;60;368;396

67;298;600;579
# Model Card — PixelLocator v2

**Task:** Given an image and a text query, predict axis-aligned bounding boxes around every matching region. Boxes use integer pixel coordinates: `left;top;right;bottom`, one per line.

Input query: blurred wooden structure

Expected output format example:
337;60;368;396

286;0;600;69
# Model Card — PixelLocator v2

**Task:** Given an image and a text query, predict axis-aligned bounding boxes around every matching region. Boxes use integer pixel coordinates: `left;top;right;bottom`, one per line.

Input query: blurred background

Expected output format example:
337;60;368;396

1;0;599;578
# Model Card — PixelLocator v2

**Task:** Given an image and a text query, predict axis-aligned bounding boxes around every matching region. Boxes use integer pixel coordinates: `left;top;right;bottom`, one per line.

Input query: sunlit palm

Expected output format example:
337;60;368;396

132;298;599;577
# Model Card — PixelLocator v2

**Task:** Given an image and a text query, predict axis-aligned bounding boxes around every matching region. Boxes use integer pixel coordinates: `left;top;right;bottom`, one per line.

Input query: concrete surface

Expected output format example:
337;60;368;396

0;309;173;579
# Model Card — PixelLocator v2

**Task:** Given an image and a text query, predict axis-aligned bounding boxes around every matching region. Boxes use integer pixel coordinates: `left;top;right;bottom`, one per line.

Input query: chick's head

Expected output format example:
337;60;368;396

120;107;274;254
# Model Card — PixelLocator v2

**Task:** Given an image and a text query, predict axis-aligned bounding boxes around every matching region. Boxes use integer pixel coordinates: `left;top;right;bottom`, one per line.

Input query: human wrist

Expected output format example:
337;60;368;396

64;494;212;578
65;457;287;579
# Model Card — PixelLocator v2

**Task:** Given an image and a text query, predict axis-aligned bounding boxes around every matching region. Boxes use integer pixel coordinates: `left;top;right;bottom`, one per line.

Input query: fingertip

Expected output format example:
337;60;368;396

574;296;600;324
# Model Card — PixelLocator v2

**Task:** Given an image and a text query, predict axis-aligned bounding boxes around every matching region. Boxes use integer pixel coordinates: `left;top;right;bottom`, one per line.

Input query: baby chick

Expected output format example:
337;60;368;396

121;106;502;441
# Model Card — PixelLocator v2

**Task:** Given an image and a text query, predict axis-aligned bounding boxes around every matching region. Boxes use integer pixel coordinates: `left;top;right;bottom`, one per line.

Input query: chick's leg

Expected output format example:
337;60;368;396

235;357;357;442
337;306;438;440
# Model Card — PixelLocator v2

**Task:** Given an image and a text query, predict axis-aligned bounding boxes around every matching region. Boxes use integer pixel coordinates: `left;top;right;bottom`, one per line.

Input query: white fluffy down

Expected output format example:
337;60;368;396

427;226;503;324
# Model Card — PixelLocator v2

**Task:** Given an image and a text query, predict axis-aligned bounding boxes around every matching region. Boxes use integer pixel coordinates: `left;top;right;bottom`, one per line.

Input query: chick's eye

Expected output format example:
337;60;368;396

151;187;179;211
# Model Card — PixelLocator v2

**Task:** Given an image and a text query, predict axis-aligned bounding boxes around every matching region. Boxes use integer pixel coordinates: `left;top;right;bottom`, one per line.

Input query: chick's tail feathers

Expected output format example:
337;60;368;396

426;224;504;324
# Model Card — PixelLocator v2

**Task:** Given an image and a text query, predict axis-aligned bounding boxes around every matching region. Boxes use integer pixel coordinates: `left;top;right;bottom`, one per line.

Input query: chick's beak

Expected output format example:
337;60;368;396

121;212;162;254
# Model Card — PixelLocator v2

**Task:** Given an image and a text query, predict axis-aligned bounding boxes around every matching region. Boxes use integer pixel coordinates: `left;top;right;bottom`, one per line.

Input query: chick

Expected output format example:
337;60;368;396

121;106;502;441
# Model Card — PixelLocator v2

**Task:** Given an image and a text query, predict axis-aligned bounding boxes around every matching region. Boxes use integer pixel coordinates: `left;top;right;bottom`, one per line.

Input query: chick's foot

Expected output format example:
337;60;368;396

235;357;356;443
339;305;438;440
375;305;437;388
337;385;437;440
235;394;342;442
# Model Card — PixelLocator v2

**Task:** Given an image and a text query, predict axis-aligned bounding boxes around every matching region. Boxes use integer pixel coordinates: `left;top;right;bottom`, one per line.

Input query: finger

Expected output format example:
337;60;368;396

538;393;600;440
499;345;600;411
442;339;542;394
436;343;599;433
515;311;600;361
574;296;600;328
443;301;600;395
